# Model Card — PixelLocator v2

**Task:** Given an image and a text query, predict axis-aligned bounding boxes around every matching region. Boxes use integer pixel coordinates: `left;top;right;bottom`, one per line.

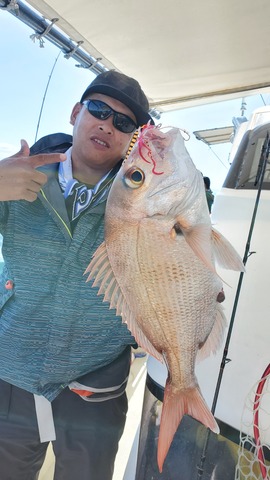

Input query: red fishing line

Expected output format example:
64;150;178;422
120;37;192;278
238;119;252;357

137;125;164;175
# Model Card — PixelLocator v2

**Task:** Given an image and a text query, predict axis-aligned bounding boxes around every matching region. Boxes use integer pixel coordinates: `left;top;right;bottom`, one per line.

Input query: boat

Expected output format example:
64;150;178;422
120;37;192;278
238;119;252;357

1;1;270;478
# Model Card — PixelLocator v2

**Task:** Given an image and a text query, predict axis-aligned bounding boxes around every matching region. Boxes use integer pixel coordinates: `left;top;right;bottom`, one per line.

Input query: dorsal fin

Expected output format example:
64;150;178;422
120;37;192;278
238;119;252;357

85;242;163;362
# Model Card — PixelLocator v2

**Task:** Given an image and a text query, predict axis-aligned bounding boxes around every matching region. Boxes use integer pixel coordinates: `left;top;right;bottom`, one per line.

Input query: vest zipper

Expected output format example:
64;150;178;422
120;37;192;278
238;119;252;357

40;189;72;238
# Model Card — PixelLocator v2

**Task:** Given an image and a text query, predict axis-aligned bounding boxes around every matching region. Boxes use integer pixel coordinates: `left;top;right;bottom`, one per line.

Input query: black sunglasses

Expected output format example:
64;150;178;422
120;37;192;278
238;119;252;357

82;99;137;134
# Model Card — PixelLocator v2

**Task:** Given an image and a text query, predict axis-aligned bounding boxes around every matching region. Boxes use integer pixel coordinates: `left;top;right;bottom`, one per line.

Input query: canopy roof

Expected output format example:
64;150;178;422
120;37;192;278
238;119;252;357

193;126;234;145
5;0;270;112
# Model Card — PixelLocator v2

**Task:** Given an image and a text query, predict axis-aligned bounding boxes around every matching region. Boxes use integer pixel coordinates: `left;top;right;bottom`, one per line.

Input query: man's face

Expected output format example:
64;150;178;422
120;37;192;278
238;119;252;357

70;93;137;173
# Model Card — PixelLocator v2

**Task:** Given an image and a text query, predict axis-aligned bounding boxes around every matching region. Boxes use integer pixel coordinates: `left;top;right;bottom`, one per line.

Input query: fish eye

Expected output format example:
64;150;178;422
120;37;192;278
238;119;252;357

124;167;145;189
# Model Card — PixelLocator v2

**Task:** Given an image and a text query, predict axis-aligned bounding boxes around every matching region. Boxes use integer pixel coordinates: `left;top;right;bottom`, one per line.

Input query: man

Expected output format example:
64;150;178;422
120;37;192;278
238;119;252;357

203;176;215;213
0;71;153;480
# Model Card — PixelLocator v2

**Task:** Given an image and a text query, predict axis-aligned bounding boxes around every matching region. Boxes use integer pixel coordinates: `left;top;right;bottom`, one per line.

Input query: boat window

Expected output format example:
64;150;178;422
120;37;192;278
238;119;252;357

223;125;270;190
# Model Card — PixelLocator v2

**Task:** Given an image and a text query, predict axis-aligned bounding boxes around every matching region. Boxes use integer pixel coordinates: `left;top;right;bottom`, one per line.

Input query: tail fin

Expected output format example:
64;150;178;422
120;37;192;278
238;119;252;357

157;382;219;472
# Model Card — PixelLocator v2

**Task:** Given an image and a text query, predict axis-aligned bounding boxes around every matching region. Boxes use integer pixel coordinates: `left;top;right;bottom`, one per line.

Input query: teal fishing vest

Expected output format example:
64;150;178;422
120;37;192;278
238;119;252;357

0;133;134;400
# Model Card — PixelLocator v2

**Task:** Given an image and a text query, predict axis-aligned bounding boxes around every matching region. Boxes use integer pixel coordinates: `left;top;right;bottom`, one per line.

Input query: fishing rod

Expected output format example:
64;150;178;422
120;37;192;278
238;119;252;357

34;50;61;142
211;131;270;415
197;131;270;480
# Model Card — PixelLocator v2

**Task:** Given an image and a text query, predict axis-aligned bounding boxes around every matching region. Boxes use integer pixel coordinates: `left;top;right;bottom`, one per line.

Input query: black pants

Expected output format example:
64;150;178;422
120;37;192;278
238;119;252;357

0;379;128;480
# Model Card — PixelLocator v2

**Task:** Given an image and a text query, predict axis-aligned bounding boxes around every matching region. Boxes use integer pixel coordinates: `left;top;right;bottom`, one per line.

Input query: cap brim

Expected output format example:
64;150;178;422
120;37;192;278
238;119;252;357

81;85;153;127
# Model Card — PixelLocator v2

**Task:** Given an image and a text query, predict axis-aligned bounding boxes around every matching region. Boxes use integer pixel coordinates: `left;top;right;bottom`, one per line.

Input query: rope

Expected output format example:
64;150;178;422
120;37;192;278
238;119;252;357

253;364;270;480
30;18;59;48
0;0;19;12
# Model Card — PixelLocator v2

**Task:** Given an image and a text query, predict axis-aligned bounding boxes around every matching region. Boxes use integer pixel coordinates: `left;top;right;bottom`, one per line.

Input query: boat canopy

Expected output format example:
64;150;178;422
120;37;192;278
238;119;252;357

2;0;270;113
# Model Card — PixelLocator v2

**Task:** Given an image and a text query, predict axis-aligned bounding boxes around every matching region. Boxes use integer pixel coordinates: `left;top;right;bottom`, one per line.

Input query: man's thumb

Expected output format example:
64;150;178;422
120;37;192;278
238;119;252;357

17;139;30;157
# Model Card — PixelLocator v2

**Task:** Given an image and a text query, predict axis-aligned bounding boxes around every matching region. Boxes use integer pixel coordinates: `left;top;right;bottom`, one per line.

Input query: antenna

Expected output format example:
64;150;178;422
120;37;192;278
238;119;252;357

240;97;247;117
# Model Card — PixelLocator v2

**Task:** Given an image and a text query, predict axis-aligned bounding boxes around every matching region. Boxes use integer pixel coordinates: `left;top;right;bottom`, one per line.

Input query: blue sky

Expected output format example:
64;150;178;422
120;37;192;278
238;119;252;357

1;7;269;193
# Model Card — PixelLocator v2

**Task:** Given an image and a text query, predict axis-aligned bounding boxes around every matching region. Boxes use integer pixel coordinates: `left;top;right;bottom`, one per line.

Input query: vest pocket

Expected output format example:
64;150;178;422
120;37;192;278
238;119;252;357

0;266;15;310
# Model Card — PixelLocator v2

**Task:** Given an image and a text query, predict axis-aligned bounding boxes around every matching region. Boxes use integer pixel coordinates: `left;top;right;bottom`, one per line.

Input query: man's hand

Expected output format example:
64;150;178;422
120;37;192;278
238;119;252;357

0;139;66;202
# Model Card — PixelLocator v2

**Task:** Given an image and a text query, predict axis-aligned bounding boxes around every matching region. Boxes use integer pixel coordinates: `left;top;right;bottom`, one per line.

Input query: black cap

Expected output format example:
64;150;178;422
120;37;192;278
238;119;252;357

80;71;153;127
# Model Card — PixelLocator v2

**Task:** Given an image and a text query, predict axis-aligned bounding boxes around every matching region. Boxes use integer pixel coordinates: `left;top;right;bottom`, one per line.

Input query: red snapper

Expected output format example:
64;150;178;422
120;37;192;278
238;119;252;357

85;125;244;472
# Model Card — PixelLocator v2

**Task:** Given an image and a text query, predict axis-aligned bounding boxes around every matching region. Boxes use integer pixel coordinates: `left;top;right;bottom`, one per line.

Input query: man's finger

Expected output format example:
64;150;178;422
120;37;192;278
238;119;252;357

23;177;49;192
11;139;30;159
29;152;66;168
22;190;40;203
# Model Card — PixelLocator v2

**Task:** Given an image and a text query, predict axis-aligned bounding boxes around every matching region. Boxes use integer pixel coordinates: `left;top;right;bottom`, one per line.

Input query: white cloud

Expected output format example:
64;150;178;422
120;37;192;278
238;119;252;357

0;143;17;160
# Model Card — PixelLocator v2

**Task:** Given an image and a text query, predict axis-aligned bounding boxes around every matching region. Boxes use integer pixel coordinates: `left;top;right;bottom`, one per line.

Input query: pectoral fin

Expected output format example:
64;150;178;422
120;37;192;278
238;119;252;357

179;223;217;275
176;221;245;276
211;227;245;272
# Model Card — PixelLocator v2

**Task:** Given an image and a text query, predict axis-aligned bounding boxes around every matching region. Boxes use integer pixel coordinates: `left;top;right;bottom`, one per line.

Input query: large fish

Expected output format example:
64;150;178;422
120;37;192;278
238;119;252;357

85;124;244;472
